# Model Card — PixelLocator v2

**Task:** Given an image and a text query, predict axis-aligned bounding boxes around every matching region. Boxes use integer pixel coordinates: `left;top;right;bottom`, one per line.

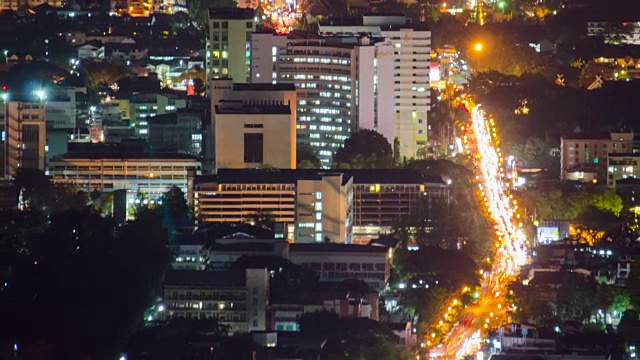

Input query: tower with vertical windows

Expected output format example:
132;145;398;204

207;8;256;83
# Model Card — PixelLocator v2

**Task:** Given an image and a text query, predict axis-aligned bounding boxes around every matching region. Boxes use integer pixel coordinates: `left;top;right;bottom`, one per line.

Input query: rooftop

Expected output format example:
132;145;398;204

51;143;199;161
215;103;291;115
562;131;632;140
208;7;254;20
164;269;246;287
197;169;445;185
233;83;296;92
290;243;389;254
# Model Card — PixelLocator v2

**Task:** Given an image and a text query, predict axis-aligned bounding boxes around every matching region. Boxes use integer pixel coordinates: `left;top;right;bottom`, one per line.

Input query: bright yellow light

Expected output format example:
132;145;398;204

474;43;483;52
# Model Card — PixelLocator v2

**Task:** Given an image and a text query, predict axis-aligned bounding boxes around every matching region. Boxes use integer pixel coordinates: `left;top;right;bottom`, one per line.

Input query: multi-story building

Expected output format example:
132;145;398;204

250;30;288;83
207;8;255;83
560;131;633;183
129;93;187;137
272;31;394;167
148;109;203;156
46;87;79;130
214;101;295;170
192;169;449;243
208;80;297;171
348;169;449;244
607;153;640;186
587;21;640;45
49;145;201;209
194;169;353;243
0;100;47;178
319;15;431;160
288;243;391;291
162;268;269;333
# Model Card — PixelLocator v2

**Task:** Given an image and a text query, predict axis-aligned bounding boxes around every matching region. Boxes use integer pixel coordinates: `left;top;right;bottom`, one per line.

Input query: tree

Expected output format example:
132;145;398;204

332;129;394;169
297;145;321;169
80;60;133;89
188;0;237;28
0;208;171;357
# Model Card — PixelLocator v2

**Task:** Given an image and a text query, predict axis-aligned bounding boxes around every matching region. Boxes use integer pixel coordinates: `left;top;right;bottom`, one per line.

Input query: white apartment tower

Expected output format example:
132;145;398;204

251;30;394;167
319;15;431;160
207;8;256;83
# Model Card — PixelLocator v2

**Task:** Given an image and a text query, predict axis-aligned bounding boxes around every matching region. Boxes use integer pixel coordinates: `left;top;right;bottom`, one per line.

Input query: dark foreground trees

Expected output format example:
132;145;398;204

0;208;171;358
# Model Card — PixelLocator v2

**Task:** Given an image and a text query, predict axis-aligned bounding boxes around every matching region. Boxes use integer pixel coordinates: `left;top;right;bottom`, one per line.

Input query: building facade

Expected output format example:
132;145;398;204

587;21;640;45
560;132;633;183
607;153;640;186
192;169;448;243
148;109;203;156
319;15;431;160
214;102;295;170
162;268;269;334
0;100;47;178
288;243;391;291
193;169;353;244
49;149;201;209
129;93;188;137
207;8;255;83
208;80;297;171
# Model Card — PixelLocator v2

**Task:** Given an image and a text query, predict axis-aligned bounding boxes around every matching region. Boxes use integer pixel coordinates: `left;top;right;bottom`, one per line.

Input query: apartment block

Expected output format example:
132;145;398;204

251;30;394;167
560;131;633;183
319;15;431;160
607;153;640;186
162;268;269;333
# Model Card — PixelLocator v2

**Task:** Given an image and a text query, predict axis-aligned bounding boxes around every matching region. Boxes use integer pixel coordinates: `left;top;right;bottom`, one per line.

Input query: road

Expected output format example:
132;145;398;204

427;101;528;358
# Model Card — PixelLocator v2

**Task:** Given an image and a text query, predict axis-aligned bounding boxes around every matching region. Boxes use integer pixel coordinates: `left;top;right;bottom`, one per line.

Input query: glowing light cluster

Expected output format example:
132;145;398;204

427;104;528;358
259;0;298;34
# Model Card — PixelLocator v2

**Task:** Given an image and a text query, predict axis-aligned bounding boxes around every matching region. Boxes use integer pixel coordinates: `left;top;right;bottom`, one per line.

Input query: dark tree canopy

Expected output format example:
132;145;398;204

332;129;394;169
0;208;171;358
297;145;321;169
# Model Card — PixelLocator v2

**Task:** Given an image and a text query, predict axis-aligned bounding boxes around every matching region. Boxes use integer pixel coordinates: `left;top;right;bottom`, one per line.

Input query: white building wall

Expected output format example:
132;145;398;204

250;32;288;83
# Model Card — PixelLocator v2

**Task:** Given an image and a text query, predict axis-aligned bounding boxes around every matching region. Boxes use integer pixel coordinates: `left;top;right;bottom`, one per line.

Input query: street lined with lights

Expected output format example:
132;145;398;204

426;102;528;358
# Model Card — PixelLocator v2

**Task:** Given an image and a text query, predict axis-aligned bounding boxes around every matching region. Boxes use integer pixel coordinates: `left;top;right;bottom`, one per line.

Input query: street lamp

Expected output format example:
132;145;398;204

3;50;7;64
473;43;484;72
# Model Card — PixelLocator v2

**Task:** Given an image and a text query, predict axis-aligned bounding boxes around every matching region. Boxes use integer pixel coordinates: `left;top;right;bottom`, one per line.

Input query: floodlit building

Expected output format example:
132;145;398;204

193;169;353;243
48;145;201;211
208;80;297;171
250;31;288;83
319;15;432;160
207;8;256;83
162;268;269;334
0;100;47;178
191;169;448;243
214;102;295;170
560;131;633;183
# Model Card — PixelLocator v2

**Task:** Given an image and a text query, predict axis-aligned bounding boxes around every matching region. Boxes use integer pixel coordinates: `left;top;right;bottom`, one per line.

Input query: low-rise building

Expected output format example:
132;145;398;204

560;131;633;183
48;145;201;212
288;243;391;290
129;93;188;137
149;109;203;156
607;153;640;186
162;268;269;334
192;169;449;244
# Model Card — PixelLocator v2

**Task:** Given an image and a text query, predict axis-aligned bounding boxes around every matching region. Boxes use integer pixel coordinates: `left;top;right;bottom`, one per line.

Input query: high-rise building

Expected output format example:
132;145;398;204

207;8;256;83
208;79;297;171
0;100;47;178
319;15;431;159
250;30;288;83
251;30;394;167
148;109;204;156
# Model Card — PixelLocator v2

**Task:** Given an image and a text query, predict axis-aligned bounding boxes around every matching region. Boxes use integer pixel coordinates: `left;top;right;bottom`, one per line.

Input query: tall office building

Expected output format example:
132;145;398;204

0;100;46;178
251;30;394;167
319;15;432;159
207;8;256;83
